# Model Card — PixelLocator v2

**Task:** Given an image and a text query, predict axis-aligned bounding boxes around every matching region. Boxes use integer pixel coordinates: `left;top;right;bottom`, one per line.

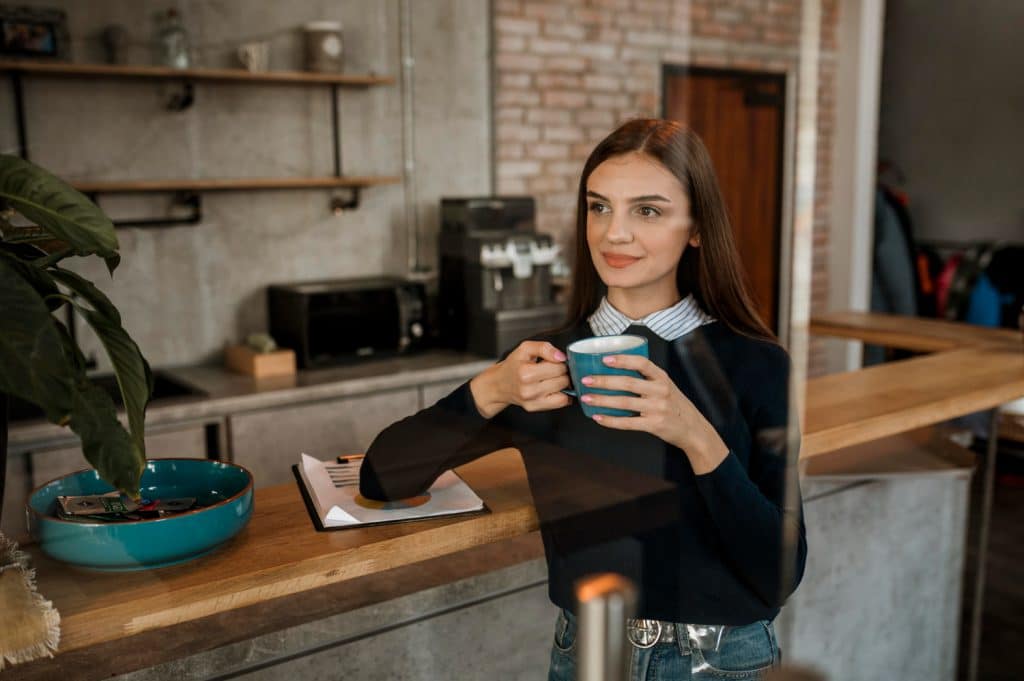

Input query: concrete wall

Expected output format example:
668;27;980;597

112;556;555;681
0;0;491;371
776;470;972;680
878;0;1024;242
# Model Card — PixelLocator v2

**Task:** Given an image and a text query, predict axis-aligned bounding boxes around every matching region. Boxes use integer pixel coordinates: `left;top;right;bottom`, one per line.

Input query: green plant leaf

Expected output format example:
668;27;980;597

0;257;75;424
53;317;89;375
49;268;153;459
0;256;145;499
68;380;145;499
0;249;64;312
0;155;120;274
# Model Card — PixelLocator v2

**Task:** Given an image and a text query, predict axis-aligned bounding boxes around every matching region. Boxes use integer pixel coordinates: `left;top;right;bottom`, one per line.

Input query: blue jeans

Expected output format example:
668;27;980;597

548;608;782;680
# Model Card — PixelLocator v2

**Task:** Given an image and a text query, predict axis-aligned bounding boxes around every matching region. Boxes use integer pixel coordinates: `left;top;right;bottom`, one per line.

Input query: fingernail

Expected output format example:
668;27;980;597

603;355;616;365
593;414;603;422
554;350;567;361
581;394;593;403
581;376;594;385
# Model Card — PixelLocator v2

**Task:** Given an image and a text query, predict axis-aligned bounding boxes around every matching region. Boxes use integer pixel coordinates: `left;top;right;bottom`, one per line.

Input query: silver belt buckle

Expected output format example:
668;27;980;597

626;618;662;649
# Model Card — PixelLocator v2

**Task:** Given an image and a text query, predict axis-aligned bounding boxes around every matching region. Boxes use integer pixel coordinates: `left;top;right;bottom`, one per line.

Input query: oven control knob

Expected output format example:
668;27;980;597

410;322;424;338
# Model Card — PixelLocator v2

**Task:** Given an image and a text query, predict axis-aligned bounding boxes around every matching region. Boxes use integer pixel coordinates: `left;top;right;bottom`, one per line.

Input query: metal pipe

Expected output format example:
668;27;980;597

576;573;637;681
330;83;342;177
12;73;28;160
399;0;421;274
966;407;1001;681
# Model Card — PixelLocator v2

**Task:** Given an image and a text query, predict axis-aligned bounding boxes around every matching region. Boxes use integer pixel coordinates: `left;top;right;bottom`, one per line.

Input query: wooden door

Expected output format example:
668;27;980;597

663;66;786;333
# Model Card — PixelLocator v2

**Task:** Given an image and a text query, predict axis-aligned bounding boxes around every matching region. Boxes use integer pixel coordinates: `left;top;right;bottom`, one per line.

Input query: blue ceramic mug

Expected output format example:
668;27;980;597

564;334;649;418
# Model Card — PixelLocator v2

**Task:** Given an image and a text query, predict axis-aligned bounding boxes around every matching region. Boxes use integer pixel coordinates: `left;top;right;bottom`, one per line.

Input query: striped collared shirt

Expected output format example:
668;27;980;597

587;294;715;341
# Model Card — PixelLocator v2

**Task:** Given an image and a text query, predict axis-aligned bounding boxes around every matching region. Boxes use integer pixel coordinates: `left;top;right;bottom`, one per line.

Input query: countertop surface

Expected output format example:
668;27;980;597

8;350;494;448
5;312;1024;680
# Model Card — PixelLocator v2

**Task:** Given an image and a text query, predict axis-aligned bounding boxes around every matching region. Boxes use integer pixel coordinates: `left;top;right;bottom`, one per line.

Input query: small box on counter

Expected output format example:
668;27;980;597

225;344;296;378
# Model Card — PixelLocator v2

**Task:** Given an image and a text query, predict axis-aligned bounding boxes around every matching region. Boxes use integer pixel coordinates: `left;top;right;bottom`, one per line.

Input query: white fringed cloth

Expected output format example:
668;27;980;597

0;533;60;669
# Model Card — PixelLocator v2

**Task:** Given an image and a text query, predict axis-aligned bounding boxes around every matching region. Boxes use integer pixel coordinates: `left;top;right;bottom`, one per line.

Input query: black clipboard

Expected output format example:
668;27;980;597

291;464;491;532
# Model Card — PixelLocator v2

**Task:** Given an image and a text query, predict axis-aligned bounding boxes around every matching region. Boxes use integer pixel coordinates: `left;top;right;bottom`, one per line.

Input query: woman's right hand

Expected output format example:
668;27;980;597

469;341;572;419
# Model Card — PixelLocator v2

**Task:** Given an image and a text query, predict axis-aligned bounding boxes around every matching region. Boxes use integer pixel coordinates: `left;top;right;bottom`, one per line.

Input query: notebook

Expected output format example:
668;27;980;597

292;453;488;531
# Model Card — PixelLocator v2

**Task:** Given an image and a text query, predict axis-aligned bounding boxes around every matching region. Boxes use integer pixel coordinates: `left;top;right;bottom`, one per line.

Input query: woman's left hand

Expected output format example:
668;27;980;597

581;354;729;475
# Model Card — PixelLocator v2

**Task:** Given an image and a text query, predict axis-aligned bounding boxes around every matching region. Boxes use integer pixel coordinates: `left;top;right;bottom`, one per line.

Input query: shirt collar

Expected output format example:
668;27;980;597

587;294;714;341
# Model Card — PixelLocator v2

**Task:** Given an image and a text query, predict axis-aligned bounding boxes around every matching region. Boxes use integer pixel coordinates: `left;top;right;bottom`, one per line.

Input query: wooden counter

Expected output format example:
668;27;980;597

23;450;538;658
8;312;1024;679
803;345;1024;457
810;310;1021;352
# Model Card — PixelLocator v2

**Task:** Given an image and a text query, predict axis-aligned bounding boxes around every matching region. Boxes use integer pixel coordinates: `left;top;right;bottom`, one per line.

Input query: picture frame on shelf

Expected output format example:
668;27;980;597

0;5;70;60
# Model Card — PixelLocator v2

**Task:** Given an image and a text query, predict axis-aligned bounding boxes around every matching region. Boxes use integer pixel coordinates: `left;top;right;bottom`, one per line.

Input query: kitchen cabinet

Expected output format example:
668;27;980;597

28;421;211;489
229;388;420;488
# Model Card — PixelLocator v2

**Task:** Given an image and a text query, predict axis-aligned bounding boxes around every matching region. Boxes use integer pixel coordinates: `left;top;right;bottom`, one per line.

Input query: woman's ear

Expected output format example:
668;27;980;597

688;232;701;248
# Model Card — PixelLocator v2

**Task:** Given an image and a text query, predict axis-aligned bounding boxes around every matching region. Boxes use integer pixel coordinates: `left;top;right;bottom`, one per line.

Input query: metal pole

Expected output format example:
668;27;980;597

12;73;29;160
576;573;637;681
399;0;421;274
966;407;1000;681
330;83;342;177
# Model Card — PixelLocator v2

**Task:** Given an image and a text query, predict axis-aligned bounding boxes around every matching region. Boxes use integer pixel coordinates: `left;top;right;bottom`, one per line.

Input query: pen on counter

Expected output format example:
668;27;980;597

336;454;366;464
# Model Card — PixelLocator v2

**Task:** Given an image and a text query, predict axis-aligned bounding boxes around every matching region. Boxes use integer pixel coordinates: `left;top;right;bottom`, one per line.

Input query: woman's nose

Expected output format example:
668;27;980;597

606;213;633;243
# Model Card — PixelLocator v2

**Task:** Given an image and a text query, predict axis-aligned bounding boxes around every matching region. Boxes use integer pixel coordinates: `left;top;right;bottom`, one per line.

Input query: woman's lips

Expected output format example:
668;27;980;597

602;252;641;268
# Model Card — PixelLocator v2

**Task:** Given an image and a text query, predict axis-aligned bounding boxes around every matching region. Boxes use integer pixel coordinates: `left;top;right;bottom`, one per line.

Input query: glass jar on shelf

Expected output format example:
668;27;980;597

155;8;191;69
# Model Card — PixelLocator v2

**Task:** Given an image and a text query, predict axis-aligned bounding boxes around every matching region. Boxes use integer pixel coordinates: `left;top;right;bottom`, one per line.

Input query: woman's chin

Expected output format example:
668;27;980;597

598;269;646;289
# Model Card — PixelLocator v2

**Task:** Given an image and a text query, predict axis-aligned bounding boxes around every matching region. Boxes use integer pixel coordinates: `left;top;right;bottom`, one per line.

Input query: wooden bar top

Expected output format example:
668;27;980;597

9;312;1024;677
803;345;1024;457
24;450;539;657
810;310;1021;352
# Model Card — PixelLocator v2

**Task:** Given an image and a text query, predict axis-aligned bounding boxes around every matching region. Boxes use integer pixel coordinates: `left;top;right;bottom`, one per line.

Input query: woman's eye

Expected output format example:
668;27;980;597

637;206;661;218
588;202;609;215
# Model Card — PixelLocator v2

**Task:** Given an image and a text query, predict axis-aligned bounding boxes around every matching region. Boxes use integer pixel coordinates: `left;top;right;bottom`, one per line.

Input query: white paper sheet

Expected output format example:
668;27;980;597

297;453;485;529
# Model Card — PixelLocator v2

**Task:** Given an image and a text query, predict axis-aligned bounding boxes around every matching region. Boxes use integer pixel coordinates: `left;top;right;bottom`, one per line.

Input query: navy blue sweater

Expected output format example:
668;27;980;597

360;320;807;624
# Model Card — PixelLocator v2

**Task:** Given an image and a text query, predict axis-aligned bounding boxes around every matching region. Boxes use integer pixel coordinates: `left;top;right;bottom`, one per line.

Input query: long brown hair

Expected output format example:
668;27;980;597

564;118;776;343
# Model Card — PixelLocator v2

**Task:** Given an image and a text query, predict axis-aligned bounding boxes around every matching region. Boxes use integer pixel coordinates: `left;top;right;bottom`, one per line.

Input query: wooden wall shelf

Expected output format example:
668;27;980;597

73;176;402;194
0;60;394;86
3;59;400;223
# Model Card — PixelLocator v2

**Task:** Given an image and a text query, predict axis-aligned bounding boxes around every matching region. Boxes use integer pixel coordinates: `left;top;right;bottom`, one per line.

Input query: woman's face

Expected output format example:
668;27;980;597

585;152;698;299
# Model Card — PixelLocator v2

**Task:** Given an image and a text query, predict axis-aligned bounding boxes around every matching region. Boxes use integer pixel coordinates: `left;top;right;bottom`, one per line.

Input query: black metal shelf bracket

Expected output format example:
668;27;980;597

88;191;203;229
11;72;29;160
331;83;343;176
330;188;361;214
166;81;195;111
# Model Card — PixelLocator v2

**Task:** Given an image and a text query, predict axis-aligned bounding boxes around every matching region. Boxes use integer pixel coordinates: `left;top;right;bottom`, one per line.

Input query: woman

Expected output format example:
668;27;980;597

360;118;807;680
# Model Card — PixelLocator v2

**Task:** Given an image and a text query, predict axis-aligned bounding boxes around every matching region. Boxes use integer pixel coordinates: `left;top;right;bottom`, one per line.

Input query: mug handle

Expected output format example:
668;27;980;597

561;388;577;397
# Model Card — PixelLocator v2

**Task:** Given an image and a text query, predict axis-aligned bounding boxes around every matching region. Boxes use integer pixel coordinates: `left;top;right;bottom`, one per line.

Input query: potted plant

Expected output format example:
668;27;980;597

0;154;151;525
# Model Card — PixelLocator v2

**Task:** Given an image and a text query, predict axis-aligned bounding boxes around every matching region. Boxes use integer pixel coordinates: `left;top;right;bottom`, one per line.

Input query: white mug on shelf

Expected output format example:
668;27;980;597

237;41;270;72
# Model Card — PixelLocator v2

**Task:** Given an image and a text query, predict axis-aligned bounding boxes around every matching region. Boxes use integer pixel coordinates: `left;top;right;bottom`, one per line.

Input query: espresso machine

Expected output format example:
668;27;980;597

438;197;565;356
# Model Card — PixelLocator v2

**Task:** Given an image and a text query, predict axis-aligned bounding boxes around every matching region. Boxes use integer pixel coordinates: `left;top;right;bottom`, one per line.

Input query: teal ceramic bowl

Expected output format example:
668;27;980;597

27;458;254;571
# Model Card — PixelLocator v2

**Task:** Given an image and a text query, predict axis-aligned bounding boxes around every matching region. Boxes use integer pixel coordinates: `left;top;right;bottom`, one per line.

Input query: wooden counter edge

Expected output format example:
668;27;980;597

3;533;546;681
810;311;1021;352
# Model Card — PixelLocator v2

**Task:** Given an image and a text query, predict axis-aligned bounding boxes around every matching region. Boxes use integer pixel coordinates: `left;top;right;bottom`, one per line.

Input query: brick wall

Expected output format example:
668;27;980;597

493;0;839;376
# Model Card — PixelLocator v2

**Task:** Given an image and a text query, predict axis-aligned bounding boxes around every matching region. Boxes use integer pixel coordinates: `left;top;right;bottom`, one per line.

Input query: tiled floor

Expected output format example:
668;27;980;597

958;437;1024;680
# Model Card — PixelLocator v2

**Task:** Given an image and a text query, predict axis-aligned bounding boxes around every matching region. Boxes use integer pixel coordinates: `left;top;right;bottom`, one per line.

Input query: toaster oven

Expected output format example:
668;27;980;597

268;277;429;368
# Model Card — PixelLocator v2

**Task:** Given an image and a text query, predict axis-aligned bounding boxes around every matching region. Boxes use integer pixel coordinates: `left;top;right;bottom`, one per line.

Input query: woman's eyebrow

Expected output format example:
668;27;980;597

586;190;671;203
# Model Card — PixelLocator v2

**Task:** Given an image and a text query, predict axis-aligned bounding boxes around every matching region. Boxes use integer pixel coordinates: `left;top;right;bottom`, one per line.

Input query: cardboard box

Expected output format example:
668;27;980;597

225;344;296;378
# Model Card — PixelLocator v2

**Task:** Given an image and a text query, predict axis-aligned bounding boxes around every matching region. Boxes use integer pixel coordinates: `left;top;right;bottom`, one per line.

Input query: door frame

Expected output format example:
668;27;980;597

660;64;792;341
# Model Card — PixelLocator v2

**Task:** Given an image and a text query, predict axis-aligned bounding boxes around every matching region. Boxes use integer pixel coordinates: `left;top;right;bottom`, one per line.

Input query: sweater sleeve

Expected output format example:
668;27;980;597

692;347;808;608
358;374;537;501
